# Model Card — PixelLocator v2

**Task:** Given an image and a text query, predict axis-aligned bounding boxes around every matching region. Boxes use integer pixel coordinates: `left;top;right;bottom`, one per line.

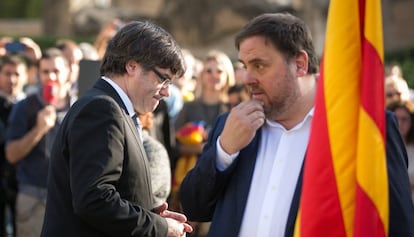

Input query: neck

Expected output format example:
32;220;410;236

202;90;222;104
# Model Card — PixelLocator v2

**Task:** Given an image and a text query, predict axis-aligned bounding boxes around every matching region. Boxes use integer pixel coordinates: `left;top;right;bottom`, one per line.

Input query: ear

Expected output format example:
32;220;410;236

125;60;137;74
295;50;309;77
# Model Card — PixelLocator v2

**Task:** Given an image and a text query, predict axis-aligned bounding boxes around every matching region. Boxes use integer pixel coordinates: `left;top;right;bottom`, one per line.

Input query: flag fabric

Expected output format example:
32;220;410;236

294;0;388;236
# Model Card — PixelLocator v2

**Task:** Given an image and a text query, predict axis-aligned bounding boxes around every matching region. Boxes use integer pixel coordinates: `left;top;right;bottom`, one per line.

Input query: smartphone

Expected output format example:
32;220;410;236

5;41;25;54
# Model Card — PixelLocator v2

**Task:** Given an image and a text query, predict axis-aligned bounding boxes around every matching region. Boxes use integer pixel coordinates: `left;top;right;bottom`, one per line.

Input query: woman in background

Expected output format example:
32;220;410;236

387;100;414;203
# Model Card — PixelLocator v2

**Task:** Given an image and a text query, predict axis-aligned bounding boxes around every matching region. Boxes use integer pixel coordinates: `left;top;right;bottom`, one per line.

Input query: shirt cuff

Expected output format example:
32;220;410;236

216;136;239;171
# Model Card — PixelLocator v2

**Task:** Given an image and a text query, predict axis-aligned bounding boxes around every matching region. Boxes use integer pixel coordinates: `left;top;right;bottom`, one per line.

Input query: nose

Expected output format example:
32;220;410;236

159;86;170;98
243;69;257;85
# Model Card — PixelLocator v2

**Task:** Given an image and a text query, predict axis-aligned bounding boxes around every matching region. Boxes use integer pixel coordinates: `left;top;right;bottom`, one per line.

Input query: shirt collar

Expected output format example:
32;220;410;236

101;76;135;117
265;107;314;131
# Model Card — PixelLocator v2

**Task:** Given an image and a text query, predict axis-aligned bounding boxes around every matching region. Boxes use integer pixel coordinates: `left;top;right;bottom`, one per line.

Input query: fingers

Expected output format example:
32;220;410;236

166;217;193;237
153;202;168;214
183;222;193;233
231;100;265;128
161;210;187;223
220;100;264;154
232;100;263;116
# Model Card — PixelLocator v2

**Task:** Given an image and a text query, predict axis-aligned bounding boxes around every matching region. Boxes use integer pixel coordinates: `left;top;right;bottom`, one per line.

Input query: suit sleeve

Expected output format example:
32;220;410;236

179;113;238;221
385;111;414;237
67;98;167;237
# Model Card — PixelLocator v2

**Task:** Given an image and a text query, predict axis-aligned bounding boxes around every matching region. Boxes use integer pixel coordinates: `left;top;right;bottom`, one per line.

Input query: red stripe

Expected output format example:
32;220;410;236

357;0;386;235
354;185;386;237
300;59;346;236
360;32;385;138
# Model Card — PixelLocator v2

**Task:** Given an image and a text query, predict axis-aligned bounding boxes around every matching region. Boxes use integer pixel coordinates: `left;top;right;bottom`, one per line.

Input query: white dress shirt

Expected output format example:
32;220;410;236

217;108;314;237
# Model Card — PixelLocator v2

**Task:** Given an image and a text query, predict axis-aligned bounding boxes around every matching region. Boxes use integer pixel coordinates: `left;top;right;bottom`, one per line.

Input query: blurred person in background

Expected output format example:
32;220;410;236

94;18;126;60
5;48;72;237
233;61;246;85
56;39;83;100
139;112;172;208
0;37;41;65
0;55;29;237
385;64;412;107
0;37;42;96
171;49;200;104
0;55;28;102
175;49;235;134
387;100;414;203
227;84;249;108
173;49;235;237
78;42;99;61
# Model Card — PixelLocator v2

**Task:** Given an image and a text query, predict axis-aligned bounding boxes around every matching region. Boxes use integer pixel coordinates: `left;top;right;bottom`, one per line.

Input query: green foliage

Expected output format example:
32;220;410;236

0;0;41;18
25;0;42;18
385;47;414;89
30;36;95;51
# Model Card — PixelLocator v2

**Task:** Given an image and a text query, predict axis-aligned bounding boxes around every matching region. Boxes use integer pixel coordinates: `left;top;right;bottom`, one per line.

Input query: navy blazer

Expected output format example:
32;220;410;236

41;79;168;237
180;111;414;237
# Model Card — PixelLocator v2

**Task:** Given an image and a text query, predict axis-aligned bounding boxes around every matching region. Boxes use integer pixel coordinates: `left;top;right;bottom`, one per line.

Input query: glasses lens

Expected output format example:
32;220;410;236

152;68;171;88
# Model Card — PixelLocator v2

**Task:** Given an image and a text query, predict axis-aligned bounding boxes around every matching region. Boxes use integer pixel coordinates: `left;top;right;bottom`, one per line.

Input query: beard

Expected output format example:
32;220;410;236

264;71;299;121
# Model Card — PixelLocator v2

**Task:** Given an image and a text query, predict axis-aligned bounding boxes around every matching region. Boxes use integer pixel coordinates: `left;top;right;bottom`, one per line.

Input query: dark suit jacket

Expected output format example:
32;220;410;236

180;111;414;237
41;79;168;237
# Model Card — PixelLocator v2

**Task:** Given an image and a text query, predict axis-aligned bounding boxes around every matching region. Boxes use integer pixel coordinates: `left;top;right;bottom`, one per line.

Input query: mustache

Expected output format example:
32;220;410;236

247;85;264;95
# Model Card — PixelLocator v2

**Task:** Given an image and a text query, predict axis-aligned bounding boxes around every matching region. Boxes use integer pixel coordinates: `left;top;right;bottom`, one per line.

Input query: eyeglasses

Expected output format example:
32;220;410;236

152;67;172;89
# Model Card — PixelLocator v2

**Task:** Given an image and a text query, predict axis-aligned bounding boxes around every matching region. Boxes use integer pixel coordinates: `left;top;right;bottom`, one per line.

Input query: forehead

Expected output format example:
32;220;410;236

39;57;67;69
204;59;221;68
395;107;410;117
238;36;281;63
1;63;18;71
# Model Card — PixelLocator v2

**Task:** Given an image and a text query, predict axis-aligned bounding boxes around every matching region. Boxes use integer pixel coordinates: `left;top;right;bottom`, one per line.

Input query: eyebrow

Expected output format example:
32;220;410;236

240;58;268;65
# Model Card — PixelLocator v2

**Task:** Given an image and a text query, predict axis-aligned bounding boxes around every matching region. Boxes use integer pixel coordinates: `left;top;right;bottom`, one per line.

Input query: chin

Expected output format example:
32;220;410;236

150;100;160;111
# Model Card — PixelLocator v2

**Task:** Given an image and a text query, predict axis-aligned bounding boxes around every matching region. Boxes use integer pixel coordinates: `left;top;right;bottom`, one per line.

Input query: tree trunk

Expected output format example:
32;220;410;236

42;0;71;36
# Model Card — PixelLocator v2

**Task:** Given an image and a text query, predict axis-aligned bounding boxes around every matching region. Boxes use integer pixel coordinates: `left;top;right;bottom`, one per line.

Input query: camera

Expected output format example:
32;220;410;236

5;41;26;54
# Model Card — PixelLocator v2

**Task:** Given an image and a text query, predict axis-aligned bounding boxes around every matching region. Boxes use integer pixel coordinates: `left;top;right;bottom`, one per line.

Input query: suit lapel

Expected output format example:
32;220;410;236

284;162;304;237
234;131;262;232
93;78;148;160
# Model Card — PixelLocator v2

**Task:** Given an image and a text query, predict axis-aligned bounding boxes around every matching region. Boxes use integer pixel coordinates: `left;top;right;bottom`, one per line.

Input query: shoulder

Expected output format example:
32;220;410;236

73;94;124;116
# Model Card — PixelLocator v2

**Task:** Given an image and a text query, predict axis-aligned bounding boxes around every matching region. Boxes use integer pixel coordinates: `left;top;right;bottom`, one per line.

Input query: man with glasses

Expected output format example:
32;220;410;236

41;21;193;237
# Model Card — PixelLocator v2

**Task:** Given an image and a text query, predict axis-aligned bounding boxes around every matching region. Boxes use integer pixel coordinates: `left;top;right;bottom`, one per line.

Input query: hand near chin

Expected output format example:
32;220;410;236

220;100;265;154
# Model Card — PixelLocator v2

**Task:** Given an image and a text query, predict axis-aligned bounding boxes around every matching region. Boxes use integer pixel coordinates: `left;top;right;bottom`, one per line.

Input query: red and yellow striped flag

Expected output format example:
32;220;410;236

294;0;388;236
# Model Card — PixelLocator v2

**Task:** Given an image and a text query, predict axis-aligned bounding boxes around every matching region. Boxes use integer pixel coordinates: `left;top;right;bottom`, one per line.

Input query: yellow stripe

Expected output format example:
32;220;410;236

357;107;388;233
294;210;301;237
324;1;361;236
365;0;384;61
360;0;388;232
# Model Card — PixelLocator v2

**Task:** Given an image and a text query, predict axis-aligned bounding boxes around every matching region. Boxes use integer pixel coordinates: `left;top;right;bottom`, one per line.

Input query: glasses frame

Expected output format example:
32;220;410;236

152;67;172;89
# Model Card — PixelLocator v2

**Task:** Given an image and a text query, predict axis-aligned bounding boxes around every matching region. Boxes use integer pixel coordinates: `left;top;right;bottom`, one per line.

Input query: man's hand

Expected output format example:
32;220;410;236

155;202;193;236
36;105;56;134
220;100;265;154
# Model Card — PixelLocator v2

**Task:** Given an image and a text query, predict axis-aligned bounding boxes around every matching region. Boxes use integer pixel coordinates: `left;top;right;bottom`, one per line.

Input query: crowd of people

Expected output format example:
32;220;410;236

0;12;412;237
